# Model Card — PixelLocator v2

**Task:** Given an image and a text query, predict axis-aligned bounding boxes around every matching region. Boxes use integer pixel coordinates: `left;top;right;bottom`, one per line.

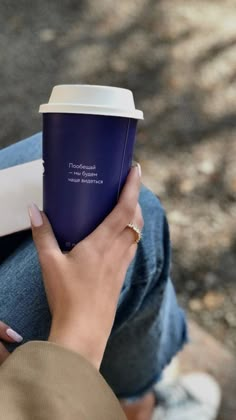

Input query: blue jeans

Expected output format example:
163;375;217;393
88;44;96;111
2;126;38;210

0;133;187;399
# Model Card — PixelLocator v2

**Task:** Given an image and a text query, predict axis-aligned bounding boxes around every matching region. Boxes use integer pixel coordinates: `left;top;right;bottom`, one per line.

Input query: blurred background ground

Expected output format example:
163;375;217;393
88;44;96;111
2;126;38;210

0;0;235;417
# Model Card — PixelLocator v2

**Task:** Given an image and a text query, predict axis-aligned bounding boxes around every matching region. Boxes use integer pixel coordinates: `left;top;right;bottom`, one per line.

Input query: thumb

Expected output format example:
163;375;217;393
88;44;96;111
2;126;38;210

28;203;61;257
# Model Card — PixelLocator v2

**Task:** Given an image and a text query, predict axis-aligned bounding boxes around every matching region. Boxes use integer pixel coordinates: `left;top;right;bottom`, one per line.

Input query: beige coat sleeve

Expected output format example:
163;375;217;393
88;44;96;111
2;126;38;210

0;341;126;420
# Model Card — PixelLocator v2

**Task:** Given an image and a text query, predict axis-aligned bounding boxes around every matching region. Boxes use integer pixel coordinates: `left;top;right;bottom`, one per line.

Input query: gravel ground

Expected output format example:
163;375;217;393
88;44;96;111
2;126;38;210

0;0;235;353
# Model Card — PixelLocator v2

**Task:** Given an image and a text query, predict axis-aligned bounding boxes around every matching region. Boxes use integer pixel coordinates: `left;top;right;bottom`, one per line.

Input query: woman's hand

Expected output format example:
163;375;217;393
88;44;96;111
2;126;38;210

29;164;143;369
0;321;23;365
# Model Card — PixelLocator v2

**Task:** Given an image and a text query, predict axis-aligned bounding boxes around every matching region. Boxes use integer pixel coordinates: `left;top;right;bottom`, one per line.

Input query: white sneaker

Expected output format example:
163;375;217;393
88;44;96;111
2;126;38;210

152;373;221;420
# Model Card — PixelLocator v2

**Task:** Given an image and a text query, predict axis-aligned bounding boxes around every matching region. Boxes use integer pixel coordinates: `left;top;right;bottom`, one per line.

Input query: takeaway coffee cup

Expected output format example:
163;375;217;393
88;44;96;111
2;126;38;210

39;85;143;251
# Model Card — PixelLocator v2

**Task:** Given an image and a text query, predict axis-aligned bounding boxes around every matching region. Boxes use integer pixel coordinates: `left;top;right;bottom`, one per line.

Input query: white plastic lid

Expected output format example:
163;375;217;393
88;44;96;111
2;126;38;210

39;85;143;120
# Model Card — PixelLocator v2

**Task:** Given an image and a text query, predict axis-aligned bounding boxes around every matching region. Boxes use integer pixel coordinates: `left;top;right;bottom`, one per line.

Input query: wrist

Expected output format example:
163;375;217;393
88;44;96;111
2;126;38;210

48;321;106;370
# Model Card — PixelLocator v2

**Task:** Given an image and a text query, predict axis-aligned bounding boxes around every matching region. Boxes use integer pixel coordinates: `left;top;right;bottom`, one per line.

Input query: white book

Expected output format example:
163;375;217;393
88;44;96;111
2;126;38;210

0;160;43;237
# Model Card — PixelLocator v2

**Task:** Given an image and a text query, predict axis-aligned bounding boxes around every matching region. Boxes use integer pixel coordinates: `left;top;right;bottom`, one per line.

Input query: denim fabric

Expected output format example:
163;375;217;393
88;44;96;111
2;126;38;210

0;133;188;399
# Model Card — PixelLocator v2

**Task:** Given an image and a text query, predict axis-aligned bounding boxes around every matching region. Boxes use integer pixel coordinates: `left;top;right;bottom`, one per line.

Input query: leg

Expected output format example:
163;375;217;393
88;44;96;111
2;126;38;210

100;188;187;399
0;237;51;352
0;132;42;169
0;133;42;263
101;188;187;419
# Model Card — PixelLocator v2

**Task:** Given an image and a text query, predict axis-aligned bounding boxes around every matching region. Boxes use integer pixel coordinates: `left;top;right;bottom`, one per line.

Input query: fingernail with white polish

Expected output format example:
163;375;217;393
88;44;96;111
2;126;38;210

28;203;43;227
136;163;142;177
6;328;23;343
132;161;142;177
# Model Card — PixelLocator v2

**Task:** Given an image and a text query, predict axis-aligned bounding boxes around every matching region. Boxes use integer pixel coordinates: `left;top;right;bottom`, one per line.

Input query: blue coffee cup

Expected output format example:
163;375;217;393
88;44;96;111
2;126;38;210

39;85;143;251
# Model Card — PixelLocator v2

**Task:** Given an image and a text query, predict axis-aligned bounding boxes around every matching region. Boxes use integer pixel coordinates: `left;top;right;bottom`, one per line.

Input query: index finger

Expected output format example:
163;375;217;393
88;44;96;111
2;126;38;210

0;321;23;343
88;163;141;246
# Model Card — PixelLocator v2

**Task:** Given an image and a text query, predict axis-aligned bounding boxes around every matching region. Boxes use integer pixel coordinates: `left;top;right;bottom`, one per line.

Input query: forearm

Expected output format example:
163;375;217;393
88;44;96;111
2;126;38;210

0;341;125;420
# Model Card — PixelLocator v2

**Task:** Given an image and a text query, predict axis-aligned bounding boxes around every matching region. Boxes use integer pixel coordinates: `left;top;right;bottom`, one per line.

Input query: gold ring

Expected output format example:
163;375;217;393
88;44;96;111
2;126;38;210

127;223;142;244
